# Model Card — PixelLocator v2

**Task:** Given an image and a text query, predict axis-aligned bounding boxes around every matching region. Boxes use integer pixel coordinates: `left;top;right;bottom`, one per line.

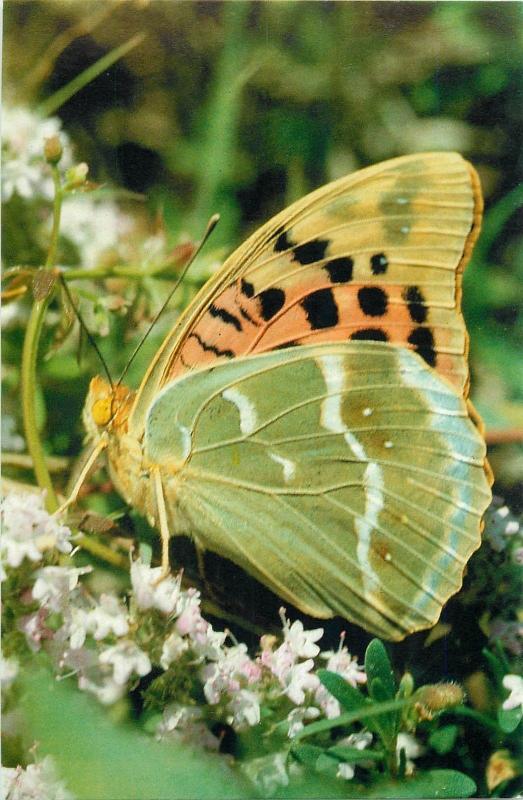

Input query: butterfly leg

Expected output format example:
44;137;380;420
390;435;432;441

56;436;108;515
151;466;171;583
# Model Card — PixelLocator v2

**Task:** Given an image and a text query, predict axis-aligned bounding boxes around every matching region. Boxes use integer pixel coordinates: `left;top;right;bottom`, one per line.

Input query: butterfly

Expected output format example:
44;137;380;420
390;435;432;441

76;152;492;641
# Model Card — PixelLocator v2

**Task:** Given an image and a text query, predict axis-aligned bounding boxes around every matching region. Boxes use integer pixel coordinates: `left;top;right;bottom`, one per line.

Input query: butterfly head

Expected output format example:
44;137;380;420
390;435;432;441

83;376;135;440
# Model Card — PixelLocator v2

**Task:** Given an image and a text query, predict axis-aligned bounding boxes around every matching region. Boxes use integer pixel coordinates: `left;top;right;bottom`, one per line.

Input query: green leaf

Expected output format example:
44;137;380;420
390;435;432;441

294;698;410;741
429;724;459;755
497;706;522;733
368;677;397;743
290;743;324;768
363;769;476;799
317;669;368;712
20;665;247;800
327;745;385;763
365;640;396;700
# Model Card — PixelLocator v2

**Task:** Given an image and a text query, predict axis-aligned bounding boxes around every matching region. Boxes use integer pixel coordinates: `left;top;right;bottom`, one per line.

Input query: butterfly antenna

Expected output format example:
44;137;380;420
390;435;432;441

116;213;220;387
58;274;114;390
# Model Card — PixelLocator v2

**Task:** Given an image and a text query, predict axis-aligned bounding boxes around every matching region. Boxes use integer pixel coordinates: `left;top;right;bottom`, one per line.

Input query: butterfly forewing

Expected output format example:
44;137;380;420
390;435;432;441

144;342;491;640
129;152;480;441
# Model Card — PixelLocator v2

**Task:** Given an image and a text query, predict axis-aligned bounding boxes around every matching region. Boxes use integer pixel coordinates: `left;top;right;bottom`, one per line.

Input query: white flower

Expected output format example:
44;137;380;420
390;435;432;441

160;632;189;669
130;558;183;614
227;689;261;729
336;731;373;780
282;658;320;705
65;594;128;650
2;159;51;202
156;704;220;750
78;674;124;706
502;674;523;711
2;106;72;202
397;732;425;774
0;492;72;570
316;644;367;718
280;610;323;658
59;197;133;267
286;706;320;738
2;755;74;800
86;594;129;641
32;566;91;612
1;416;25;450
242;752;289;797
0;656;19;688
99;640;151;685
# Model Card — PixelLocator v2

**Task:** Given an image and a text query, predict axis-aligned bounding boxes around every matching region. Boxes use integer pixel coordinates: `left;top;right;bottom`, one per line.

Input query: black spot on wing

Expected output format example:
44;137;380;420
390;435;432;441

408;326;436;367
273;226;293;253
325;256;353;283
301;288;339;329
241;278;254;298
403;285;428;323
292;238;330;266
189;333;234;358
358;287;388;317
274;341;299;350
238;305;259;326
259;287;286;320
370;252;388;274
351;328;389;342
209;304;242;331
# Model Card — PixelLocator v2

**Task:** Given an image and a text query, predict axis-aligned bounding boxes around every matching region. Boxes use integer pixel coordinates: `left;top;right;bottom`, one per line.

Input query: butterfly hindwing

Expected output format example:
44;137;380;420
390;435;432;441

144;341;491;640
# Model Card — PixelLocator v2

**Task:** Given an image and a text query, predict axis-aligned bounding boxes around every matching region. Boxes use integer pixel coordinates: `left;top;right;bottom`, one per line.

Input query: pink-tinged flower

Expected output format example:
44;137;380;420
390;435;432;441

261;641;295;683
502;674;523;711
200;643;261;704
322;644;367;687
280;609;323;659
130;558;183;614
175;590;203;636
98;641;151;686
1;492;72;571
32;566;91;612
18;609;53;652
228;689;261;729
2;756;74;800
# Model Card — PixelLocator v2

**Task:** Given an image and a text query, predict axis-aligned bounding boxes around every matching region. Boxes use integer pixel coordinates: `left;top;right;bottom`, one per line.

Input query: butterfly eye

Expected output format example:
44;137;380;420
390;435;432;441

92;398;112;427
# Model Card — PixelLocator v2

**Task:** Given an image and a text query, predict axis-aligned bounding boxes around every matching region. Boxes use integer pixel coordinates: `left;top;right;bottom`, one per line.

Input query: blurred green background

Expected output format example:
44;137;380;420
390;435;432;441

3;0;522;505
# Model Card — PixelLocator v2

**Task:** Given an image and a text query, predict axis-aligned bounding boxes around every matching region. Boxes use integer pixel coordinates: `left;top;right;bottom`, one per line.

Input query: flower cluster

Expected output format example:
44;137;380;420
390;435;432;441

1;492;366;746
2;756;74;800
2;105;72;202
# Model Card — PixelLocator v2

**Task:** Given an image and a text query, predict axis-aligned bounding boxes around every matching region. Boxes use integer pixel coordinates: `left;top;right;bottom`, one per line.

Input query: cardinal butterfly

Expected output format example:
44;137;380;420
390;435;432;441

78;152;492;641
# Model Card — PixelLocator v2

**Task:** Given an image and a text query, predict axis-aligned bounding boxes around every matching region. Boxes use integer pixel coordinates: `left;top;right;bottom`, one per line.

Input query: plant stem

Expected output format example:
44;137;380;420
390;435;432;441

21;166;63;512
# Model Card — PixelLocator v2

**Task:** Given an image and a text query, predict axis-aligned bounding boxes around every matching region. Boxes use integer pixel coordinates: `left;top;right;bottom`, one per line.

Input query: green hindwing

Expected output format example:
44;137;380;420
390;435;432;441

144;341;491;640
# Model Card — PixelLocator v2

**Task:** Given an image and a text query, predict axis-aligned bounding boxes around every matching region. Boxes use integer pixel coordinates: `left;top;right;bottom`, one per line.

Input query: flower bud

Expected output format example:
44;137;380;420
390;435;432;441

486;750;518;791
414;682;464;720
64;162;89;190
44;135;63;165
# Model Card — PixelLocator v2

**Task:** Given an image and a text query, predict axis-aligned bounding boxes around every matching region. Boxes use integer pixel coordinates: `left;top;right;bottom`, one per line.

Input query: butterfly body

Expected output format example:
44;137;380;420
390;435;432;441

82;153;492;641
